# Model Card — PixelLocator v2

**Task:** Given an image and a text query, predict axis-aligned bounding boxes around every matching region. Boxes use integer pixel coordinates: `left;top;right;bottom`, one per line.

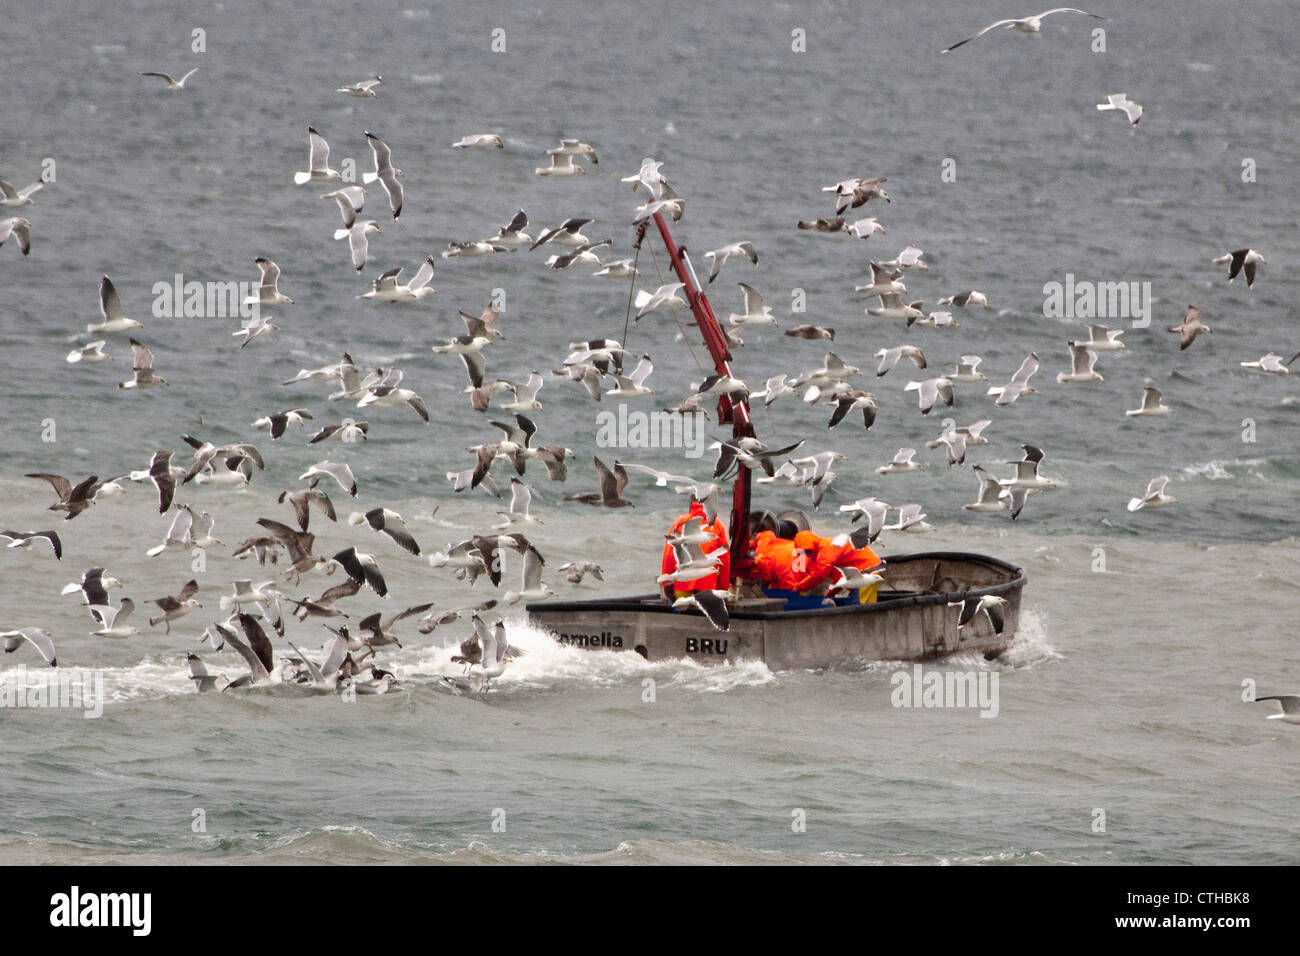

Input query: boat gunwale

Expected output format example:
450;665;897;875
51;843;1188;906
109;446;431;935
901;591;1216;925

525;550;1027;621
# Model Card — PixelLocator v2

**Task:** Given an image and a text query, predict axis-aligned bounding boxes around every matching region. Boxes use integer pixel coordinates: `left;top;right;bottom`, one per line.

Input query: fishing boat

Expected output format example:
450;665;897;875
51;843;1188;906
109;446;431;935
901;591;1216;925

526;209;1027;667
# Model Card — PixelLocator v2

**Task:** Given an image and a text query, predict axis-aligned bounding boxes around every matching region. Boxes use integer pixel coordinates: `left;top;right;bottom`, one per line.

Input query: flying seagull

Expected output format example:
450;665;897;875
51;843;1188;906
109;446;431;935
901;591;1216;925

139;67;199;90
941;8;1106;53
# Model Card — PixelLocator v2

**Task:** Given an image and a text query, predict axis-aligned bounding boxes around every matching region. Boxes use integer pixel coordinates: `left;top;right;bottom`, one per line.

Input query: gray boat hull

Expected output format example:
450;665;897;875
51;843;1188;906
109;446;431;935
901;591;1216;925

526;551;1026;669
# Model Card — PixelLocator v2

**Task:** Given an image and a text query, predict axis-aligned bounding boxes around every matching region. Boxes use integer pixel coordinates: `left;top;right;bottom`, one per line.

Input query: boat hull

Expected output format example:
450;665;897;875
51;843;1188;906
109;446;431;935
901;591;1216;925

526;551;1026;669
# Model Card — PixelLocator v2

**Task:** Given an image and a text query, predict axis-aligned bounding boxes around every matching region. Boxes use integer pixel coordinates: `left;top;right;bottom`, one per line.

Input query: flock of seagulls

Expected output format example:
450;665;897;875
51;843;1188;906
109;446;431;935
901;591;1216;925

0;13;1292;723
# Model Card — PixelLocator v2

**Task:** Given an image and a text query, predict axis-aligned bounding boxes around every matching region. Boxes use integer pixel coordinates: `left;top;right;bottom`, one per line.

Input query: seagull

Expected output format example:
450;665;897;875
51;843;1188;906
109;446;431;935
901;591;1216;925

1168;306;1211;350
866;292;925;322
1;627;57;666
246;258;293;307
1097;92;1143;126
139;67;199;90
912;309;960;329
846;217;887;239
605;355;655;397
359;259;437;302
963;466;1013;514
148;579;201;633
284;355;354;388
289;578;359;621
1126;385;1172;417
785;325;835;340
1241;353;1294;375
593;257;640;278
796;217;852;233
941;8;1106;53
62;567;122;609
1213;248;1267;287
337;75;382;97
1000;444;1058;491
794;352;862;401
186;654;227;692
358;381;429;421
256;518;324;580
839;497;890;542
855;262;906;295
827;389;878;430
530;217;594;250
1254;696;1300;725
232;314;280;350
308;419;369;444
548;138;598;164
988;353;1040;405
89;598;140;638
66;341;112;364
879;245;928;271
791;450;847;509
300;460;357;497
496;478;542;528
634;282;687;319
823;177;890;214
547;240;612;270
348;507;421;555
565;456;633;508
331;547;388;597
278;488;337;531
294;127;342;184
938;290;989;310
948;355;988;383
487;209;532;248
904;376;955;414
877;448;922;475
876;345;927;377
146;505;196;556
535;151;587;177
1069;324;1126;351
704;242;758;284
180;435;264;484
334;220;381;271
452;133;503;149
0;178;42;207
950;595;1010;636
504;544;553;604
1127;475;1176;512
89;276;143;333
0;217;32;256
26;473;102;520
750;374;796;407
442;239;509;258
559;561;605;585
1056;343;1104;383
253;408;312;439
0;530;62;559
672;590;730;631
887;503;937;534
696;373;749;401
829;567;886;592
728;283;776;325
927;428;968;466
321;186;369;229
362;131;403;219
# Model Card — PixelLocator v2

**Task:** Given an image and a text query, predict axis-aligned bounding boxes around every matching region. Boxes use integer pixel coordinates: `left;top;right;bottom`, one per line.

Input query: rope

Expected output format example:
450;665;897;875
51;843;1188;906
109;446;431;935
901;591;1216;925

646;239;707;376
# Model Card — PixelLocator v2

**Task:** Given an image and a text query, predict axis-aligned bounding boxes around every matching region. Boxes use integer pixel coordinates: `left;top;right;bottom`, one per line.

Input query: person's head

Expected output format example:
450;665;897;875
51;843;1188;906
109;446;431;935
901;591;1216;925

775;518;799;541
793;530;821;551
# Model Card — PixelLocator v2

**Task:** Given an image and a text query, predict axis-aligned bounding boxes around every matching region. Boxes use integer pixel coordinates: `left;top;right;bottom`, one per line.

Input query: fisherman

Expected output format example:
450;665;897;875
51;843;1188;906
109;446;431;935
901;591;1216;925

748;518;808;592
791;529;883;603
660;497;730;599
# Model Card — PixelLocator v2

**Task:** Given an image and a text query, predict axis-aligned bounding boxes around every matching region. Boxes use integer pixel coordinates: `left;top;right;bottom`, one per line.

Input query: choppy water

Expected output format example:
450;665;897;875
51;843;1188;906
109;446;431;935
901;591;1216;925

1;0;1297;865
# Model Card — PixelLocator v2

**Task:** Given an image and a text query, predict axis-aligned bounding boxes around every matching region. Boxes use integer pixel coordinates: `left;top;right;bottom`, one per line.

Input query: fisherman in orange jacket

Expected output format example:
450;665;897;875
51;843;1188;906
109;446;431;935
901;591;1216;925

749;520;810;591
791;529;883;601
660;499;730;599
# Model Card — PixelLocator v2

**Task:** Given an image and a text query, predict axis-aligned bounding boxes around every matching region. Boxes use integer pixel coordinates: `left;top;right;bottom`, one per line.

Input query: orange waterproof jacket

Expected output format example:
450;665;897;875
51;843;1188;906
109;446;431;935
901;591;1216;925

750;531;809;591
791;531;882;591
661;500;730;594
